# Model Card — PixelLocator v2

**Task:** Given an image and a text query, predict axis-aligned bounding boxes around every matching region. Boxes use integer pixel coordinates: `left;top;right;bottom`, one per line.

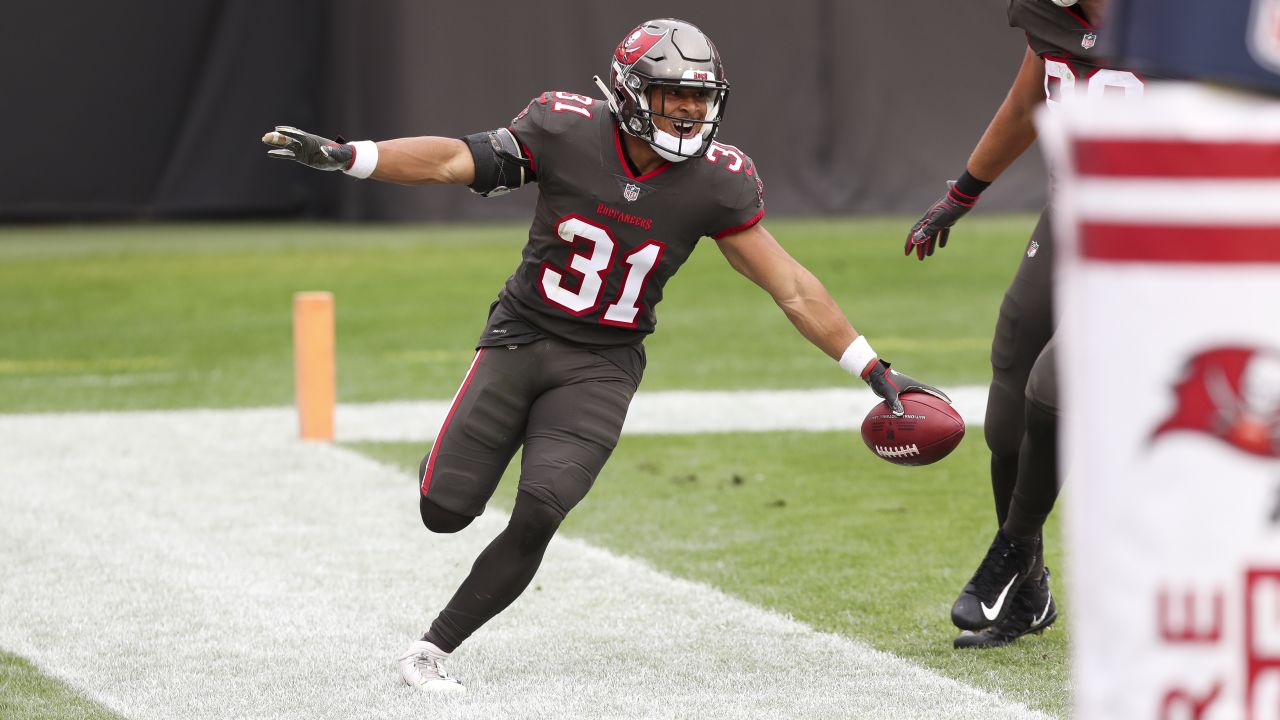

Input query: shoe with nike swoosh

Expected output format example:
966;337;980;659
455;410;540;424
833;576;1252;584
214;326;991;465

953;567;1057;649
950;529;1039;631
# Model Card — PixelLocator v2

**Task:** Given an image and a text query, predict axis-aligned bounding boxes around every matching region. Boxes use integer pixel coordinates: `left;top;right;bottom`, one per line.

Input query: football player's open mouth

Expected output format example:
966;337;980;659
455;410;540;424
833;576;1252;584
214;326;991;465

672;119;697;138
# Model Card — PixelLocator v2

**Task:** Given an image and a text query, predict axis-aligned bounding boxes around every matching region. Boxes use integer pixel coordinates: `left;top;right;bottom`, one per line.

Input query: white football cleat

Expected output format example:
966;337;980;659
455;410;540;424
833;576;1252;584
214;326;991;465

398;639;466;693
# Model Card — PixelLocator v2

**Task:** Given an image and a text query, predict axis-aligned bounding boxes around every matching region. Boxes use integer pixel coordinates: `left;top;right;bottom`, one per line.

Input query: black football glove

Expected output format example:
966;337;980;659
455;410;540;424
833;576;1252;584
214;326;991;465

861;359;952;416
904;181;978;261
261;126;353;171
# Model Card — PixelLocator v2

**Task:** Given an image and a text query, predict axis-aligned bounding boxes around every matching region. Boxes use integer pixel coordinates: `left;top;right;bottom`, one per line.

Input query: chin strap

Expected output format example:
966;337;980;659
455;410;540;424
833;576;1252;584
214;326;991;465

1049;0;1078;6
592;75;618;114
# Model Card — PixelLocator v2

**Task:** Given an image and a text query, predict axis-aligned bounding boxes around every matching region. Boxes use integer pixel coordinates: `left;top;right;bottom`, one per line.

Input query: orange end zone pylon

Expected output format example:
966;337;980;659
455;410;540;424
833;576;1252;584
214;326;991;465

293;291;335;441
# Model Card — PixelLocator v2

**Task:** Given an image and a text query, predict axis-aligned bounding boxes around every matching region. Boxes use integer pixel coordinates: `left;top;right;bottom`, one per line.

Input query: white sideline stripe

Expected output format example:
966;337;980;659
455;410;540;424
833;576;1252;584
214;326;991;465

0;402;1047;720
1074;179;1280;223
1052;83;1280;140
337;385;991;442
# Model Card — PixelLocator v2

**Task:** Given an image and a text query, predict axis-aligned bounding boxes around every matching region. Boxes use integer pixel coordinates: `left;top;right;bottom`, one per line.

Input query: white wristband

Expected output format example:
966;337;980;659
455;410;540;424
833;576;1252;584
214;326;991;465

342;140;379;179
838;336;878;377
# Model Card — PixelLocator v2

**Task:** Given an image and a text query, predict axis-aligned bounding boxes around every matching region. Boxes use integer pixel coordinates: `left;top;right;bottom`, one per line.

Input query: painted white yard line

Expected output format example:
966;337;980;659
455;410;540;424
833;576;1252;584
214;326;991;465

337;385;990;442
0;390;1043;720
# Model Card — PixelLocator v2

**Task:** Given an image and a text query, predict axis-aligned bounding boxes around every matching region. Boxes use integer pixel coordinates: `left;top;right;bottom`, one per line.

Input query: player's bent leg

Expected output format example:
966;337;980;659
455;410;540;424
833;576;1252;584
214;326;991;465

404;343;638;687
422;490;566;652
400;346;543;690
418;346;535;521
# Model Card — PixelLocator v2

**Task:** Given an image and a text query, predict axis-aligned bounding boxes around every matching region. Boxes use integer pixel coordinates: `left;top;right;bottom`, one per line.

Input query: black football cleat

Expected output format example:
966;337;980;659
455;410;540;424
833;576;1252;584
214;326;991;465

954;568;1057;649
950;529;1040;630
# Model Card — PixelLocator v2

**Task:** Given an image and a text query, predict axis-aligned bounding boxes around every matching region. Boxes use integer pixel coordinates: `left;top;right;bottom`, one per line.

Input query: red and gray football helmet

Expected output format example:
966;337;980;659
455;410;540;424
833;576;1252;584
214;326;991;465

593;18;730;162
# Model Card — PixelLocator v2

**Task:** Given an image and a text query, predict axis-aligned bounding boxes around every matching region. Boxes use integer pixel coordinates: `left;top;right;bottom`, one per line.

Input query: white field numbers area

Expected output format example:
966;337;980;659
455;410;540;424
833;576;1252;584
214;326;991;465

1043;83;1280;720
0;392;1049;720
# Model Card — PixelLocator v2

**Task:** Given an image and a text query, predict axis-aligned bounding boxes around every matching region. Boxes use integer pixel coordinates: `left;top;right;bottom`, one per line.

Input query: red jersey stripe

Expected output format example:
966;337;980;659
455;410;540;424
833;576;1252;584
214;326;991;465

1080;222;1280;263
1074;139;1280;178
711;208;765;240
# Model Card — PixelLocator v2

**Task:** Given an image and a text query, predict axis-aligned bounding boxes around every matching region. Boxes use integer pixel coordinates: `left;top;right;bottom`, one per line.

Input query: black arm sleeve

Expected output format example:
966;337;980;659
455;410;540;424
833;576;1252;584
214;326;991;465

463;128;536;197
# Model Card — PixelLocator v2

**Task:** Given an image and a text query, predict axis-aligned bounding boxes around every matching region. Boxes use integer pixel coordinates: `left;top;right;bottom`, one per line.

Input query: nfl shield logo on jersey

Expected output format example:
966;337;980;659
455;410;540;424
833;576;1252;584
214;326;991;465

623;183;641;202
1081;32;1097;50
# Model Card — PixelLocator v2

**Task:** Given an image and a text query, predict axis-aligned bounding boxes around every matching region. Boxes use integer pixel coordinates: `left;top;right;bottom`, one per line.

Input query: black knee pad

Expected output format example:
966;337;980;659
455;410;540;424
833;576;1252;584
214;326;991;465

1024;397;1059;448
508;491;564;557
420;497;474;533
984;380;1027;459
1025;338;1060;415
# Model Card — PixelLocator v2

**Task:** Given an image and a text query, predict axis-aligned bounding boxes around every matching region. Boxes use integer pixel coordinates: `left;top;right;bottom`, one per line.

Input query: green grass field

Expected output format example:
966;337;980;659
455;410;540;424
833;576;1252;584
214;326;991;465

0;217;1068;717
0;650;126;720
0;217;1027;411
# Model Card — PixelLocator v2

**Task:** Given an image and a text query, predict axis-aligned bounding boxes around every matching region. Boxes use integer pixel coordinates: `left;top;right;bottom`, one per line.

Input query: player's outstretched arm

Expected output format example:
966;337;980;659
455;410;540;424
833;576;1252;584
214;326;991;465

717;223;949;415
261;126;476;186
904;46;1044;261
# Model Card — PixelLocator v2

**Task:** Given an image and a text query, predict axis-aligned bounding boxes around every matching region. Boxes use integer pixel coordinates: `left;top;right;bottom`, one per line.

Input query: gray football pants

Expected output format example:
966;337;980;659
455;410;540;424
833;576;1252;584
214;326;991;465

420;338;639;519
418;338;639;651
983;209;1060;544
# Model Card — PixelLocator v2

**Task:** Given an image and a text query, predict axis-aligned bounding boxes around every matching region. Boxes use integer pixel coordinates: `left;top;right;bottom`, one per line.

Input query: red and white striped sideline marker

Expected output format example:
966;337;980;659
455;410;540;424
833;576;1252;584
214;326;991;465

1041;83;1280;720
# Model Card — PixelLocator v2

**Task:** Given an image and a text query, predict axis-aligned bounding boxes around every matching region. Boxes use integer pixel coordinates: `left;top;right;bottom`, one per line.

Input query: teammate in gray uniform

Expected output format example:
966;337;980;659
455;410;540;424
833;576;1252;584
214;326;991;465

264;18;950;691
905;0;1143;648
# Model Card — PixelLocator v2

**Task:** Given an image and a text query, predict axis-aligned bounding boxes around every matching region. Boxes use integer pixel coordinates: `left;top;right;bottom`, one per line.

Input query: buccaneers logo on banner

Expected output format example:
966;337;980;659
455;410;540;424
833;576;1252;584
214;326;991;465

1153;345;1280;458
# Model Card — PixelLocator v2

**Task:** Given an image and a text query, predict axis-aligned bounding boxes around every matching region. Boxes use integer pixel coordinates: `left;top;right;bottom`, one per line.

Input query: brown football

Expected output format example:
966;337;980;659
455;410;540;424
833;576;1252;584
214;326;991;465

860;392;965;466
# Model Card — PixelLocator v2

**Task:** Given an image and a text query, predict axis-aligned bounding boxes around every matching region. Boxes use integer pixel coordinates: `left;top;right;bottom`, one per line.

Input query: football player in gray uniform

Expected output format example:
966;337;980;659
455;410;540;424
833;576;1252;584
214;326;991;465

266;18;949;691
904;0;1143;648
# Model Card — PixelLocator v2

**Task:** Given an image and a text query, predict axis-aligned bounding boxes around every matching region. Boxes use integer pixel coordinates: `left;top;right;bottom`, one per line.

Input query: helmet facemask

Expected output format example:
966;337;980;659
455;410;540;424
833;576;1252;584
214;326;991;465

594;19;731;162
634;75;728;161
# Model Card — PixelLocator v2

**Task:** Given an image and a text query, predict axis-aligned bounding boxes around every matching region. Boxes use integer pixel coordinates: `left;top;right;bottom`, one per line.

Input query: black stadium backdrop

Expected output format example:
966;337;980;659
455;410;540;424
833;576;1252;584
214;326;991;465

0;0;1047;221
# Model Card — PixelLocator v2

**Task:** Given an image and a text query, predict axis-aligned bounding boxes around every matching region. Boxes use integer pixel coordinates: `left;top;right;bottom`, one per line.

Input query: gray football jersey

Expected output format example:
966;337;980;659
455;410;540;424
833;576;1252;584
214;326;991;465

1009;0;1110;67
1008;0;1146;104
478;90;765;349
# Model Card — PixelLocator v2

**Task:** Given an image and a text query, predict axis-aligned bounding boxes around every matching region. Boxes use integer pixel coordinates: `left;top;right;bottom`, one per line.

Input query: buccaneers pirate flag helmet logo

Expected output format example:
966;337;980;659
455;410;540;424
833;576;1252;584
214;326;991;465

615;25;667;66
1152;346;1280;459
